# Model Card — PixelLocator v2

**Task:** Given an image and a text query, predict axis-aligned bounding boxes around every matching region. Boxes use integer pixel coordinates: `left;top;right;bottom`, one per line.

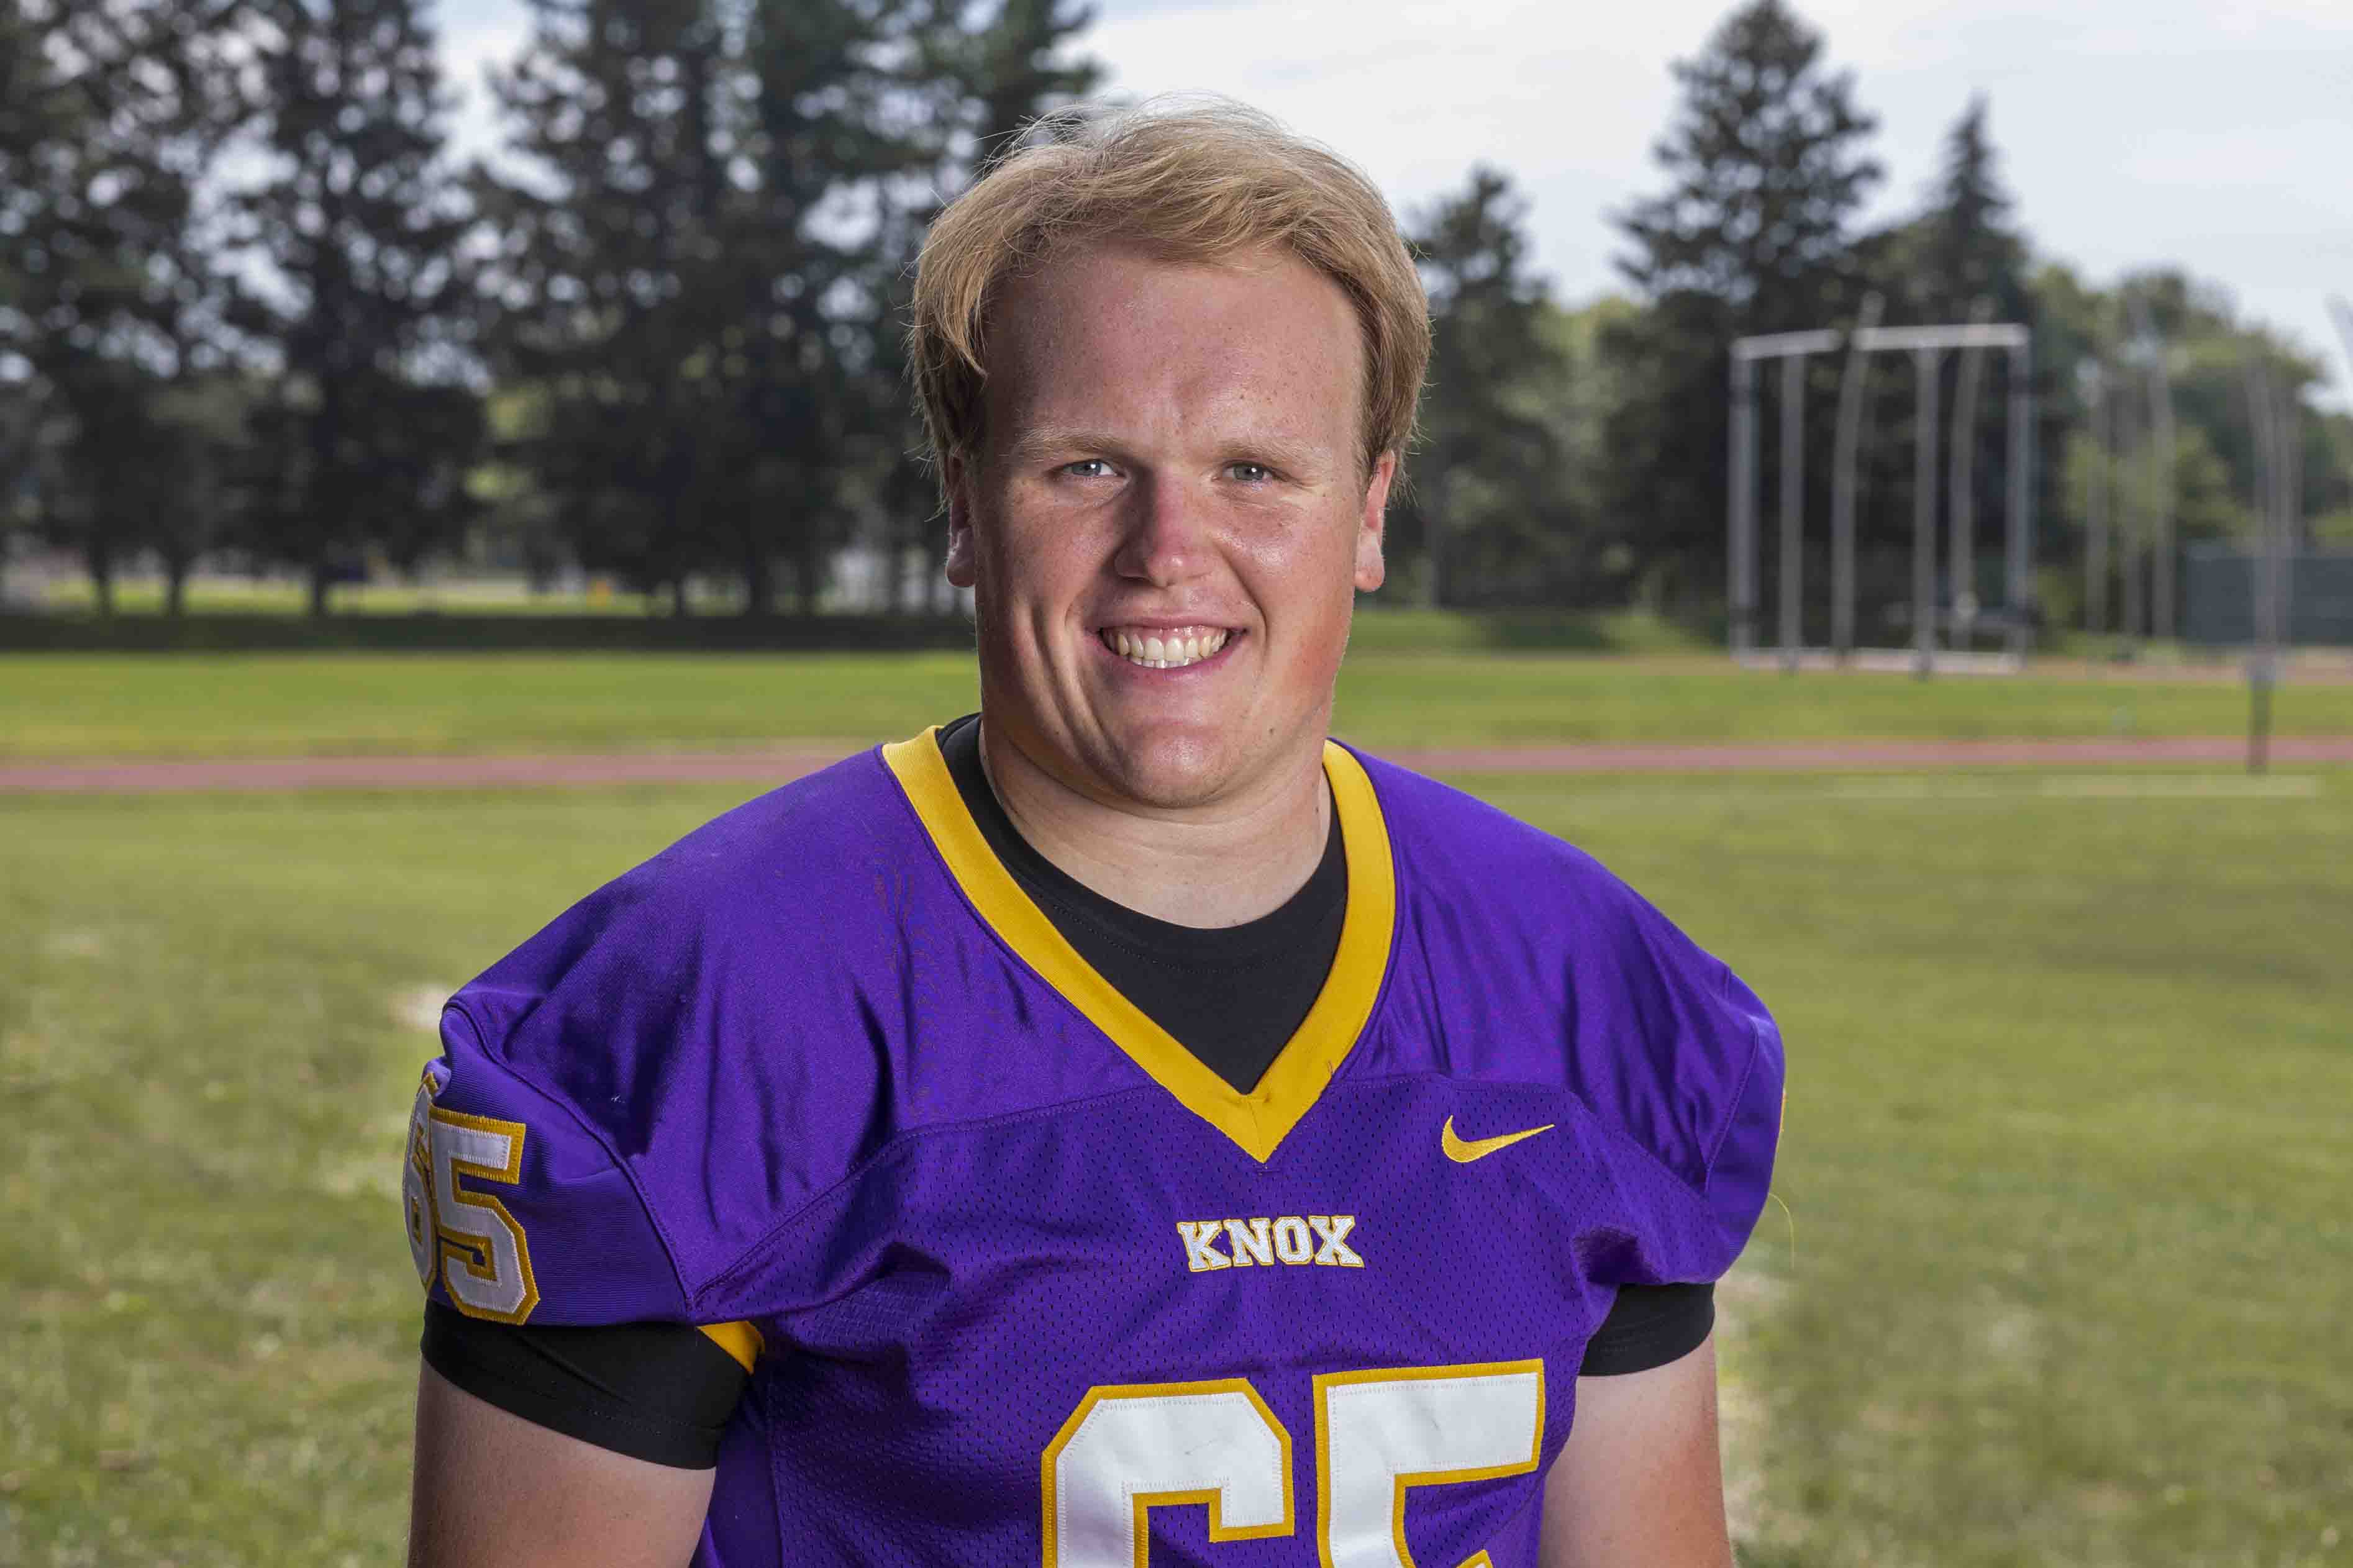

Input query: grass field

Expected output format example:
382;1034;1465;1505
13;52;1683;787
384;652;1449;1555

6;649;2352;759
3;766;2347;1566
29;578;670;618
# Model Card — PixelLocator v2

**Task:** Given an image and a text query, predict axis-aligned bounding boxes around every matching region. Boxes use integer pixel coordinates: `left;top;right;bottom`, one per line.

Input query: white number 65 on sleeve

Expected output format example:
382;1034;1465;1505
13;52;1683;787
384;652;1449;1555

401;1079;541;1325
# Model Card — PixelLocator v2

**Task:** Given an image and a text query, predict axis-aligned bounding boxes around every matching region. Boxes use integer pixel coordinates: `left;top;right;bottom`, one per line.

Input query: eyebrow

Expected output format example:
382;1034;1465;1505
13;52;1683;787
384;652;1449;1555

996;428;1129;469
997;427;1332;475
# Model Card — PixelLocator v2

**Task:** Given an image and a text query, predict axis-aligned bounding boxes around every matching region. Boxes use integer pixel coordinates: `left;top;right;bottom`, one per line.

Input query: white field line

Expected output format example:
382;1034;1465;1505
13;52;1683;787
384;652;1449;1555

1826;774;2321;799
1539;775;2326;813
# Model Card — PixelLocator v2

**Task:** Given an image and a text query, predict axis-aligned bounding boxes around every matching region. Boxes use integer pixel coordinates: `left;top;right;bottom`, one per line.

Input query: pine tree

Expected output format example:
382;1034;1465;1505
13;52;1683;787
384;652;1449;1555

1615;0;1882;330
481;0;1093;617
1603;0;1883;609
867;0;1101;612
0;0;76;566
739;0;947;615
239;0;481;615
1864;94;2028;327
5;0;253;614
1405;167;1576;607
1924;96;2025;319
963;0;1098;160
482;0;954;617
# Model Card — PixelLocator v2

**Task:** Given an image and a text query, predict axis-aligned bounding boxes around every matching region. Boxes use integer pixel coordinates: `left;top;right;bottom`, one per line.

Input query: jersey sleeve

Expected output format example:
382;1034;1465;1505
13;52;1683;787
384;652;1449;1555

1567;875;1785;1292
401;1004;691;1330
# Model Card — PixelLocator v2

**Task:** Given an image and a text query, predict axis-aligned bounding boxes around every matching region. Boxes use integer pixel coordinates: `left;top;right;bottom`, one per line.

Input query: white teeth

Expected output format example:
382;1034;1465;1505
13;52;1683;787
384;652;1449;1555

1099;627;1231;669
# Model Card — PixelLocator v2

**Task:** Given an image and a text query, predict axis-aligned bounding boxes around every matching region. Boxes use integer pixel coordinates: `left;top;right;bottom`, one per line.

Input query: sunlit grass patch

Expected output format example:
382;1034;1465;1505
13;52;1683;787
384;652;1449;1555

6;650;2350;760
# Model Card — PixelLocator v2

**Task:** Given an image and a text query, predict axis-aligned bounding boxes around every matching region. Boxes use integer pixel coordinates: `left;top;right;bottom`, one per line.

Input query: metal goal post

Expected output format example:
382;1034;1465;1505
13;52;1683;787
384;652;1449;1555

1728;319;2035;674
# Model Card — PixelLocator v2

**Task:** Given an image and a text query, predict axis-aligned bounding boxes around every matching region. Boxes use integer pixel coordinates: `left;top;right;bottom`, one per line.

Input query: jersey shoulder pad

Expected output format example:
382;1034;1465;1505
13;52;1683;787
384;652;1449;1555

426;748;914;1303
1355;749;1783;1271
404;1019;688;1328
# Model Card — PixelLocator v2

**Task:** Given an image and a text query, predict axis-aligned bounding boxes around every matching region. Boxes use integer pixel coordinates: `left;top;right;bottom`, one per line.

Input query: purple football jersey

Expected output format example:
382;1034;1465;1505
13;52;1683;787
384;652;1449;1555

402;728;1782;1565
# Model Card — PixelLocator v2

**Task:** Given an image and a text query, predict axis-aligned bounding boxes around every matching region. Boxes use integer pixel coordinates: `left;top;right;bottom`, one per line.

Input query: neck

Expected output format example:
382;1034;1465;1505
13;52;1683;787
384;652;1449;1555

976;721;1332;929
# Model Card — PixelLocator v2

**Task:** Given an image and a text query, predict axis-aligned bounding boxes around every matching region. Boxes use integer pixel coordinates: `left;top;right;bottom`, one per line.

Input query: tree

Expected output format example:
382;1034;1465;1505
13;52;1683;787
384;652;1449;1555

865;0;1102;613
1837;97;2036;629
4;0;255;614
1603;0;1884;610
1615;0;1882;329
481;0;1096;618
239;0;482;615
961;0;1098;163
483;0;944;617
1403;167;1579;607
1914;95;2027;325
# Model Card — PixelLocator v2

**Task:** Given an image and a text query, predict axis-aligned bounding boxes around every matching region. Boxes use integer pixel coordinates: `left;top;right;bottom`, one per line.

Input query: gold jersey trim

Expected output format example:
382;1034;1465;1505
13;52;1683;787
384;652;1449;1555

881;727;1396;1163
699;1320;763;1374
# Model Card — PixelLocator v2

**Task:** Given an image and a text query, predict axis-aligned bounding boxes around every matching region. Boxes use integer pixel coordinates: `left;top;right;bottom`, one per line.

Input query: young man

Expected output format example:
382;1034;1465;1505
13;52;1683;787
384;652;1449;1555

404;99;1782;1567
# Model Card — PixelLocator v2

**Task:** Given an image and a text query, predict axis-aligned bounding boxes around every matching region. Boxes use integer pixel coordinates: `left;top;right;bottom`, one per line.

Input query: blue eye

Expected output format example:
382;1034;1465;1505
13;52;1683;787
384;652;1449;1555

1227;462;1273;483
1062;459;1112;479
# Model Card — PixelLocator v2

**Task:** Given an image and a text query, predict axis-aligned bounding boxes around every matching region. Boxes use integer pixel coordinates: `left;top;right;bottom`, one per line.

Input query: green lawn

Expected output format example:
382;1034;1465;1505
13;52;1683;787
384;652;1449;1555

4;769;2347;1564
32;576;670;619
5;650;2347;759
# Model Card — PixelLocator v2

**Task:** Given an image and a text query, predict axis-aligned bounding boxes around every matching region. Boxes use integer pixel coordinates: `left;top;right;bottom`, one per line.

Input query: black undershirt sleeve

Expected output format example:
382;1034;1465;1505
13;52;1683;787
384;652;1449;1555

421;1302;747;1469
1576;1282;1716;1376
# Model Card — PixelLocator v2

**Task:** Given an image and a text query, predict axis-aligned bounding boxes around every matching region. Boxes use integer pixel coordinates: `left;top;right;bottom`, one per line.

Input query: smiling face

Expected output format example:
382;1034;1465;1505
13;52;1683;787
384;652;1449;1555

947;243;1394;815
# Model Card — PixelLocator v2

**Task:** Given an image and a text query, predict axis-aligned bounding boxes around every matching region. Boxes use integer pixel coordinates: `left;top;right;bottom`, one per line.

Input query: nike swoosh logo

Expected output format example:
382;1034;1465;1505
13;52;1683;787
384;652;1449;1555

1441;1115;1556;1164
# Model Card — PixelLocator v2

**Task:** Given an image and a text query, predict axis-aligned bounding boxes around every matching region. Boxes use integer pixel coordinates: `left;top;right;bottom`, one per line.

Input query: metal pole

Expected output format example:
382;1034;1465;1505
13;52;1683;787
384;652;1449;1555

2118;390;2143;648
1913;347;1941;678
2005;335;2032;660
2129;292;2177;643
1949;299;1993;649
1779;351;1806;672
1831;294;1882;663
2244;359;2280;774
2278;375;2300;636
1729;355;1757;659
2084;363;2108;635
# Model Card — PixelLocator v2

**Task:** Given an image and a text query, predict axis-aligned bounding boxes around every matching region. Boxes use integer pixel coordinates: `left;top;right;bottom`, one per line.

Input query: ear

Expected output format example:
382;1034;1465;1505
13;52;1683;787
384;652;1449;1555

944;453;978;589
1352;450;1396;593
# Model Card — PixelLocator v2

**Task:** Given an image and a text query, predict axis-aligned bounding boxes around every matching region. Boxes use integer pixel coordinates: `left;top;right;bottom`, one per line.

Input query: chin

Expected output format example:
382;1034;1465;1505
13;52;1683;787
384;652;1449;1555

1085;724;1248;811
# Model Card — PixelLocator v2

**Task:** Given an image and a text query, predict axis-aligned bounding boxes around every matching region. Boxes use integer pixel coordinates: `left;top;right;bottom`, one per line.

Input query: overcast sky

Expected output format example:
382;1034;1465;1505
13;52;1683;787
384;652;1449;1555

432;0;2353;407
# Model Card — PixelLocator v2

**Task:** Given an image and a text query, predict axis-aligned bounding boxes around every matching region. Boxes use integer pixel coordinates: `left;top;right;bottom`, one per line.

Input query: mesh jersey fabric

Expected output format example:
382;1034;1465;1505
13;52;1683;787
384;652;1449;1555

404;728;1783;1564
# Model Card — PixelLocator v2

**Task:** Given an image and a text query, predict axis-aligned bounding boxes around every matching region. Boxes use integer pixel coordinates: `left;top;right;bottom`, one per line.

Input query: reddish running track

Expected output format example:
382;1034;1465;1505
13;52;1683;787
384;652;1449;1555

4;735;2351;793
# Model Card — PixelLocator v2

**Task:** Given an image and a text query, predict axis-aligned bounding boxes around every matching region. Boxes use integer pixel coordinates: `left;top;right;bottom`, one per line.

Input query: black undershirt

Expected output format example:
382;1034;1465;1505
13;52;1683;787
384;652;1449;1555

423;717;1712;1466
937;712;1345;1094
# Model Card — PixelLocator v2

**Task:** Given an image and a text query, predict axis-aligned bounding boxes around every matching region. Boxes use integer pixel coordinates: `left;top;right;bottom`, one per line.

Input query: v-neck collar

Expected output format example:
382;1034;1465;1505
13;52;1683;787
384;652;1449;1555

881;726;1397;1163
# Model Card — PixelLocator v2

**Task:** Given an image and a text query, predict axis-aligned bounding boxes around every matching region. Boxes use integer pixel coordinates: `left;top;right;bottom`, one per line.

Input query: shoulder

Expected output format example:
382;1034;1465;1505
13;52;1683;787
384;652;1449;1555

1352;745;1694;989
1350;746;1782;1228
433;746;933;1294
453;745;917;1039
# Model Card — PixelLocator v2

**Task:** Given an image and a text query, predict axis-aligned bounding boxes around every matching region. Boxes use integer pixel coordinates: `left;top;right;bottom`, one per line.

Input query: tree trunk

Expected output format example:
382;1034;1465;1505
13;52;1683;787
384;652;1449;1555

741;551;770;620
794;538;822;618
89;554;115;618
672;576;691;618
164;556;189;618
309;561;331;618
892;506;918;614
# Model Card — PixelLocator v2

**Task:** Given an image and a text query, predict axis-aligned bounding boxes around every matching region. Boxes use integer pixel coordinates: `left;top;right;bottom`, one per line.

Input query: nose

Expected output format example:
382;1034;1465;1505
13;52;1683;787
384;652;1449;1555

1111;473;1213;587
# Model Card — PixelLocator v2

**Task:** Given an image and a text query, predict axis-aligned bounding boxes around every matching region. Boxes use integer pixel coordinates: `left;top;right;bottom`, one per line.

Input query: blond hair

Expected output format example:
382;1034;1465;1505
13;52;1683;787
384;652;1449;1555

908;96;1428;486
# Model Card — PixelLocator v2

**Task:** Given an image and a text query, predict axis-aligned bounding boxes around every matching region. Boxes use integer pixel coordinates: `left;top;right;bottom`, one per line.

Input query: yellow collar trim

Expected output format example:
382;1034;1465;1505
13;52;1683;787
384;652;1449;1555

881;727;1396;1163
